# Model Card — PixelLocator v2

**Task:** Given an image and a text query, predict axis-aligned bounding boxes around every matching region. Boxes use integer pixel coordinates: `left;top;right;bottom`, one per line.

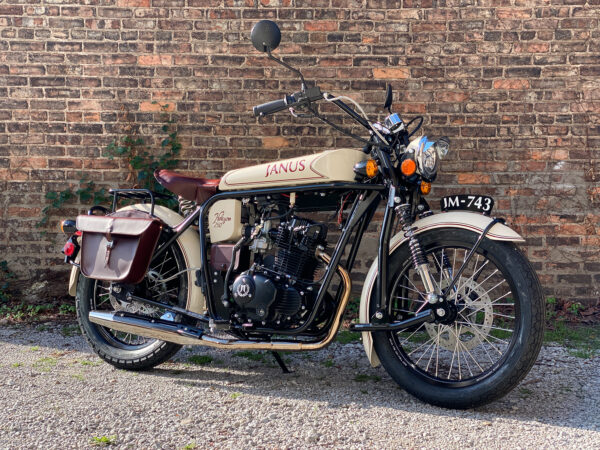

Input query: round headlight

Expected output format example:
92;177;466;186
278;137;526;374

416;137;439;180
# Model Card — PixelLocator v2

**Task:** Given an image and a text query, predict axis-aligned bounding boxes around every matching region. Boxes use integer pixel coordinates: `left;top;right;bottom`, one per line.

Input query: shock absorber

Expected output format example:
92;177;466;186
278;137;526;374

395;204;438;304
178;196;196;218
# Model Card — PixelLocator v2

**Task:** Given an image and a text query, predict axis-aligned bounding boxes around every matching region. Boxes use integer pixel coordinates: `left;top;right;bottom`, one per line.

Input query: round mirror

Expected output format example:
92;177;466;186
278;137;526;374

251;20;281;53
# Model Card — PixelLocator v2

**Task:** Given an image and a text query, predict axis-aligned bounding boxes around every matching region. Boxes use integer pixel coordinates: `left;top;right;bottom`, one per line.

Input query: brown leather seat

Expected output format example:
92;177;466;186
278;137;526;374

154;169;220;204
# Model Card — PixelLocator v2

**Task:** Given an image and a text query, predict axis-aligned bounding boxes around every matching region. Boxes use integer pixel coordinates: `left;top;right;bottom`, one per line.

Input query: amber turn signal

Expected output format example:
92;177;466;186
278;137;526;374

420;181;432;195
365;159;379;178
400;158;417;176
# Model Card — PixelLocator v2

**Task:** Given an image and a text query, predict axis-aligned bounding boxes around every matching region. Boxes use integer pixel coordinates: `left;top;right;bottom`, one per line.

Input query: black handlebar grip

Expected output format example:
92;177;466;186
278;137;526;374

253;98;289;117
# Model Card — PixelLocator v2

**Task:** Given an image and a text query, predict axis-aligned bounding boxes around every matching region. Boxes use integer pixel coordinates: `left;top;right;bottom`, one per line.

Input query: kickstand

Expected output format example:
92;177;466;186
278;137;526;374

271;351;292;374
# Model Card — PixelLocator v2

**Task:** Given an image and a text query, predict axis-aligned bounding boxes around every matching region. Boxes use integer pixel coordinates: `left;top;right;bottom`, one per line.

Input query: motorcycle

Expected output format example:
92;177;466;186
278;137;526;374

60;20;544;409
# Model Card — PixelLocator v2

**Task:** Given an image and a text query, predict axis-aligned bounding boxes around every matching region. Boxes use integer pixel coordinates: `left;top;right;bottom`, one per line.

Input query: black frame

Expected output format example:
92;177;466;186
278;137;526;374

140;181;390;335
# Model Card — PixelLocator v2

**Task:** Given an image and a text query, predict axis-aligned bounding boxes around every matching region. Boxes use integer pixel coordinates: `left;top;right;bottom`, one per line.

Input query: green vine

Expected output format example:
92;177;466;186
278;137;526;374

104;120;181;195
37;176;108;228
0;260;15;303
38;107;181;228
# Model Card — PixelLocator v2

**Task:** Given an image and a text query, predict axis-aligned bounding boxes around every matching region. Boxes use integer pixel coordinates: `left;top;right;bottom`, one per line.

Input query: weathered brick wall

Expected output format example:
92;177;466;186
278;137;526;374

0;0;598;304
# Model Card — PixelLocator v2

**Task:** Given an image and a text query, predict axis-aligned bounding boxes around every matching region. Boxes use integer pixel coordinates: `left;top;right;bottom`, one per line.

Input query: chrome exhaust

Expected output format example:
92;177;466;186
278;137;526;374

89;251;351;351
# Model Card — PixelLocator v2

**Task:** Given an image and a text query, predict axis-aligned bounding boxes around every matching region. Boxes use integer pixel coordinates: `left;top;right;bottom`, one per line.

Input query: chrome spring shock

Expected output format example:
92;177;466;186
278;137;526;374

178;196;196;218
408;229;427;268
395;204;438;302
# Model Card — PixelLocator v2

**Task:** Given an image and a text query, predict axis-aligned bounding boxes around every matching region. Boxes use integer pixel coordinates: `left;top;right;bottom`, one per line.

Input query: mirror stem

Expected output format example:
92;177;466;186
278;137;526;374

267;50;307;90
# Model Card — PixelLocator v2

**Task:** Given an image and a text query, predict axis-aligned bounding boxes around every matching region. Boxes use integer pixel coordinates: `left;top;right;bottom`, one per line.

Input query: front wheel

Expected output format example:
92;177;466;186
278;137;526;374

371;228;544;409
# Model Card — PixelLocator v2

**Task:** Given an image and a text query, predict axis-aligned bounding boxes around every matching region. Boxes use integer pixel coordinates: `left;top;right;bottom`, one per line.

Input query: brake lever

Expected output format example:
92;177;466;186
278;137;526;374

289;107;313;119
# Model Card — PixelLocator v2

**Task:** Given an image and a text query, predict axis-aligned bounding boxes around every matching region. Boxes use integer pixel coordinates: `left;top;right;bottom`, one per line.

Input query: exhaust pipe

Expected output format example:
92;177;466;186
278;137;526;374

89;251;351;351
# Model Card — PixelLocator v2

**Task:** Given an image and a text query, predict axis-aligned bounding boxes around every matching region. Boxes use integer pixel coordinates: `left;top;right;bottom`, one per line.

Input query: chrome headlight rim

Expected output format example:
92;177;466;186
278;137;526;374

416;136;439;180
434;136;450;159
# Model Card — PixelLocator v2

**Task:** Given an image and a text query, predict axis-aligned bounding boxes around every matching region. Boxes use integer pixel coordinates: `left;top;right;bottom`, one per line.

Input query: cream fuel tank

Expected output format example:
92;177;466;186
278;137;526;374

208;148;368;242
219;148;368;190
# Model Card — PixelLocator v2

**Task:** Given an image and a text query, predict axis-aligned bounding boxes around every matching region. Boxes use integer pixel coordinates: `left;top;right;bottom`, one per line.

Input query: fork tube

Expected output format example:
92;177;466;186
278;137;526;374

375;200;395;320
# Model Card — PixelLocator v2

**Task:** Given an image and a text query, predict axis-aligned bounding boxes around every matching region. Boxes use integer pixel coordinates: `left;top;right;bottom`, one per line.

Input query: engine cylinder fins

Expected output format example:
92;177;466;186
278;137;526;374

272;217;328;281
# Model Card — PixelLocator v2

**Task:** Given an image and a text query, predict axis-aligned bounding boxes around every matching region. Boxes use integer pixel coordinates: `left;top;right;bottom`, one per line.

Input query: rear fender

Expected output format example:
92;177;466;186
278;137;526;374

359;211;525;367
68;204;205;314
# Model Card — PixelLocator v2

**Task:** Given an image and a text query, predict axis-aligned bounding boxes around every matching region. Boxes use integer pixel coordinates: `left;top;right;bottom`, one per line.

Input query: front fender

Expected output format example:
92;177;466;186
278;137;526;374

359;211;525;367
68;204;205;314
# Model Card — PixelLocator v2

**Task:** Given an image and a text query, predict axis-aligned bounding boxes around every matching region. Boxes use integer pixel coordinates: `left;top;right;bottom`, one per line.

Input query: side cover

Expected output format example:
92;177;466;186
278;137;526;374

218;148;368;190
359;211;525;367
69;204;206;314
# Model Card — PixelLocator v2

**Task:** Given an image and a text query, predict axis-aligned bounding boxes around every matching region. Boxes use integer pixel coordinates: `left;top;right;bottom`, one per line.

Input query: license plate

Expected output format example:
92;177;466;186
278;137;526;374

441;195;494;215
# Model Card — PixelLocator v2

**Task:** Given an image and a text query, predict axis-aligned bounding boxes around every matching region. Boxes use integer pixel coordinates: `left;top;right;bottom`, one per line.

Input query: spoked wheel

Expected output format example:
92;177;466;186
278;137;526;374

76;234;189;370
371;228;544;409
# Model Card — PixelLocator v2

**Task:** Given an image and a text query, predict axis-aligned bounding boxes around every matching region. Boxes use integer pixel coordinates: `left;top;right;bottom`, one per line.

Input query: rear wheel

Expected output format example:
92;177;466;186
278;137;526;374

371;228;544;409
76;235;189;370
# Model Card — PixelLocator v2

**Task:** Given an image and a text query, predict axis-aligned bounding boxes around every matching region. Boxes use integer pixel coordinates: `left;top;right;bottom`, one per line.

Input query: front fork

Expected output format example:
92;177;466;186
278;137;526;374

387;201;456;324
373;187;445;322
395;203;441;306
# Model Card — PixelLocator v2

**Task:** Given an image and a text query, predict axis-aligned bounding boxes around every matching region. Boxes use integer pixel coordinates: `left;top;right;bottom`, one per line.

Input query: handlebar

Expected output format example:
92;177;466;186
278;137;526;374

253;97;292;117
253;86;324;117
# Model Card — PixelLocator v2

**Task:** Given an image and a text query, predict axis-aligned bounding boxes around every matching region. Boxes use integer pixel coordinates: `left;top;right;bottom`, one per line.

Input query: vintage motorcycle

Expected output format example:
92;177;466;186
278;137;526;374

61;20;544;409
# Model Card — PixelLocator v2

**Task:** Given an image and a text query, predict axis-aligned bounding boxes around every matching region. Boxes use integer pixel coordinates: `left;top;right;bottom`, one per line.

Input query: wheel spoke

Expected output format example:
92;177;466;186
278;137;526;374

447;330;459;379
398;322;427;345
402;274;425;296
393;296;426;303
407;333;437;356
460;266;497;298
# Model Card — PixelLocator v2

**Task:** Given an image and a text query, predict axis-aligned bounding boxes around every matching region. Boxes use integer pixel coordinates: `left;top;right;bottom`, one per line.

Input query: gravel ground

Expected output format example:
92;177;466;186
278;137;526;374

0;322;598;449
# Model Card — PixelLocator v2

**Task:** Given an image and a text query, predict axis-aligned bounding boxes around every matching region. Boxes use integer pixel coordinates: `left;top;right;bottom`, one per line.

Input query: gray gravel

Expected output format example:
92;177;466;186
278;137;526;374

0;322;598;449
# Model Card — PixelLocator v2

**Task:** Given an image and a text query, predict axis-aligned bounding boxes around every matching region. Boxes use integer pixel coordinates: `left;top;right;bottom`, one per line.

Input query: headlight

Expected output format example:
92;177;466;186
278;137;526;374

416;137;438;180
434;136;450;158
414;136;450;181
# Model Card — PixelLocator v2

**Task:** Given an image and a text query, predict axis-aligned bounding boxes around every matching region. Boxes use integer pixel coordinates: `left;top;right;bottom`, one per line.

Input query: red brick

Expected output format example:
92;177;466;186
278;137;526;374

372;67;410;79
139;101;175;112
118;0;150;5
457;173;492;184
493;79;530;89
262;137;290;149
137;54;173;65
304;21;338;32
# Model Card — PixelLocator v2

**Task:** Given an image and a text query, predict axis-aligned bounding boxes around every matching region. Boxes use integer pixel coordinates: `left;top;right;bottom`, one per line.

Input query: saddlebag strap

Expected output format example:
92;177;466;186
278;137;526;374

104;219;114;267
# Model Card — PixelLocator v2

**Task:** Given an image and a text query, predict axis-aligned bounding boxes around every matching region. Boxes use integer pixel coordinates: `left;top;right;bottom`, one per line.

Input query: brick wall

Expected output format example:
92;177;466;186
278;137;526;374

0;0;598;304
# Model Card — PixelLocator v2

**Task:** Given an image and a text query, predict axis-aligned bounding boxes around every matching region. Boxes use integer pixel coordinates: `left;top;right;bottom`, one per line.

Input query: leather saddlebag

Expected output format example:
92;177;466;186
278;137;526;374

76;210;163;284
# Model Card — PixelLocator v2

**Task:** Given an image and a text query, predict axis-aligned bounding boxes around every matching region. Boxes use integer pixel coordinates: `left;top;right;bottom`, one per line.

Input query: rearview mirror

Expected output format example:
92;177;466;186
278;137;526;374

251;20;281;53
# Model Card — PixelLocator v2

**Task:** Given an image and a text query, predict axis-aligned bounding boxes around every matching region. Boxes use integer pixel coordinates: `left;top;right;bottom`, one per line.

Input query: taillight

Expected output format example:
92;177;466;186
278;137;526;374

62;241;76;257
62;235;80;263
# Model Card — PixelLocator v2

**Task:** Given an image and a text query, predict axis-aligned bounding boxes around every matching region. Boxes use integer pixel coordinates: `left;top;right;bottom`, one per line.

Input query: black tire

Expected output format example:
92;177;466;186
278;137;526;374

76;236;189;371
371;228;544;409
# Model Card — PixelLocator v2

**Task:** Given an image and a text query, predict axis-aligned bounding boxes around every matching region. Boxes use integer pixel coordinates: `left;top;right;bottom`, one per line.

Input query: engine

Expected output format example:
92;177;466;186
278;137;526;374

230;217;327;328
